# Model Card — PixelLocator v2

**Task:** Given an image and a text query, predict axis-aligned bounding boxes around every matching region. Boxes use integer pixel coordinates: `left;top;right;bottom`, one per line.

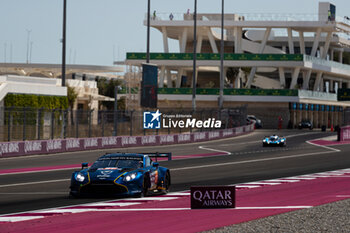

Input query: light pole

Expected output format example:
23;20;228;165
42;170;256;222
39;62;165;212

61;0;67;87
219;0;224;109
146;0;151;63
26;29;31;64
192;0;197;111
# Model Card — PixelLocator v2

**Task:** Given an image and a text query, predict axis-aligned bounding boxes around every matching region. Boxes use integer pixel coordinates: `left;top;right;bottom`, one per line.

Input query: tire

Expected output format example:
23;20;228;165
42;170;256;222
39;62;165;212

69;190;79;198
139;175;149;198
163;172;171;194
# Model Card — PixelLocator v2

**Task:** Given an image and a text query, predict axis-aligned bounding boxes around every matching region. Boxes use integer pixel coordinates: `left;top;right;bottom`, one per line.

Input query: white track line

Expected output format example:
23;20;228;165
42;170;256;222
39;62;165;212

198;146;231;155
306;140;341;152
235;206;312;209
0;192;67;195
0;179;70;188
0;216;44;222
0;167;80;176
172;150;338;171
245;182;281;185
236;185;260;188
265;179;300;183
79;202;141;207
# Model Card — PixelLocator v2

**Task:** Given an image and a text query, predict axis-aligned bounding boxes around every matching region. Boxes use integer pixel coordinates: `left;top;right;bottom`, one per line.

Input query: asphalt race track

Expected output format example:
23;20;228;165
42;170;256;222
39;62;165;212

1;129;350;232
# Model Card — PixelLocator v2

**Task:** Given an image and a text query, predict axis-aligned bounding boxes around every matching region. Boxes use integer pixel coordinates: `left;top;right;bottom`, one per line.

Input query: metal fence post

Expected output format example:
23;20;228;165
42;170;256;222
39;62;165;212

113;86;118;136
200;110;204;132
88;109;93;138
7;108;11;142
190;110;194;133
101;111;105;137
23;107;26;141
38;108;42;140
75;109;79;138
61;109;67;139
51;109;56;139
168;111;171;135
130;110;134;136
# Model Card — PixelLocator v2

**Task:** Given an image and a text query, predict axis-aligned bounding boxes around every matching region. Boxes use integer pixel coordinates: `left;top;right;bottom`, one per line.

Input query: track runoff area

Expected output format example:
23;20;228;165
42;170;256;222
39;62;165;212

1;129;350;232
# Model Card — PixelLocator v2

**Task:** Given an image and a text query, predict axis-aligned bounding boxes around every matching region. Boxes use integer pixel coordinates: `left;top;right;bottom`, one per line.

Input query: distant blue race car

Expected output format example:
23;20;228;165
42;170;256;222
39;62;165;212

262;135;286;147
69;153;171;197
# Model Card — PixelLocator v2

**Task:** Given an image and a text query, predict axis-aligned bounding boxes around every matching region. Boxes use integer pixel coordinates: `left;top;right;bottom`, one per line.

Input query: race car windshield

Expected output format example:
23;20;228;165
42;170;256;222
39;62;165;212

89;159;142;170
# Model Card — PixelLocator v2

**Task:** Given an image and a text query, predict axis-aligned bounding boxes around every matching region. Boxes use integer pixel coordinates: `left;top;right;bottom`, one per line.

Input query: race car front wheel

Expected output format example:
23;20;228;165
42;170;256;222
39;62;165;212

140;176;149;198
164;171;171;193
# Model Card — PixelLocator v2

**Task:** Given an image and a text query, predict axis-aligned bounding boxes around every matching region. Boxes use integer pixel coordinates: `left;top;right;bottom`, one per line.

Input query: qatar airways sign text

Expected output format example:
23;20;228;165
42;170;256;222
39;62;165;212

191;186;235;209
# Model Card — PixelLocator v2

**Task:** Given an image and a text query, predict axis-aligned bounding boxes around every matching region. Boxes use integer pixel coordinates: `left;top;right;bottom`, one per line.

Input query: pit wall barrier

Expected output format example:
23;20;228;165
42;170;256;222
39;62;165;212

0;124;254;158
338;125;350;142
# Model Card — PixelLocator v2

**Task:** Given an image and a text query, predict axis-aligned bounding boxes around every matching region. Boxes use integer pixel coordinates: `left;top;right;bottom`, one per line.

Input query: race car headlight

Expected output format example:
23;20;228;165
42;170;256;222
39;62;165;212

281;139;285;142
75;173;85;182
124;173;137;182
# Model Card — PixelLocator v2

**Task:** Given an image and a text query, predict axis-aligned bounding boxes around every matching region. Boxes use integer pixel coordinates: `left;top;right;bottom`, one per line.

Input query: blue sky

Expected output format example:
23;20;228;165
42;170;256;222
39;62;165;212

0;0;349;66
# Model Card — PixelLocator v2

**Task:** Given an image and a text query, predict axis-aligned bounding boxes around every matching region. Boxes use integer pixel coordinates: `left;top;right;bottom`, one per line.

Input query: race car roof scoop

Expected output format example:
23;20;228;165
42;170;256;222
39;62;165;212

82;162;88;169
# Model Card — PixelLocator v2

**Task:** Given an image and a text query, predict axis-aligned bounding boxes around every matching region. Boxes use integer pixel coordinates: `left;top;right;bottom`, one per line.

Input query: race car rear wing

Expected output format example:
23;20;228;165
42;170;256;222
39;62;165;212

142;152;172;161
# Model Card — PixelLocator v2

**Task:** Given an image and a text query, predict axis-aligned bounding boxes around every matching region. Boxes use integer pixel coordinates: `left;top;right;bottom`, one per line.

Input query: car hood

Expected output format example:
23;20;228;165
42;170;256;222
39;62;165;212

88;168;137;181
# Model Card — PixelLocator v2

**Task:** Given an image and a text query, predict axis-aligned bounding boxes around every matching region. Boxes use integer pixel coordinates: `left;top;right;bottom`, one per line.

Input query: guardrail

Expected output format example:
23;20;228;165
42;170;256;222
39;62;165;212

0;124;254;158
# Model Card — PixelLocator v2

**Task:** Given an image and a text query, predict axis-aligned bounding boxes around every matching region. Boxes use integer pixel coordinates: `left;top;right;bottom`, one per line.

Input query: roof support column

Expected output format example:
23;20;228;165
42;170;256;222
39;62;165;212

207;28;218;53
303;70;312;90
166;69;172;88
196;35;203;53
234;27;242;53
159;66;165;88
330;79;334;92
310;32;331;92
347;81;350;89
313;72;323;91
330;49;334;60
161;27;169;53
191;69;198;88
278;67;286;88
176;69;184;88
180;28;188;53
303;29;323;90
245;28;271;88
289;67;301;89
339;50;343;63
311;28;322;57
321;32;332;58
298;31;305;55
287;28;294;54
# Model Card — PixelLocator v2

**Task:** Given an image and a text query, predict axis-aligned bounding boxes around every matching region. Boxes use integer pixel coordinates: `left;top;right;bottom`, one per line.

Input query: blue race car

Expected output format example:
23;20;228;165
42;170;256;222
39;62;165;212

262;135;286;147
69;153;171;197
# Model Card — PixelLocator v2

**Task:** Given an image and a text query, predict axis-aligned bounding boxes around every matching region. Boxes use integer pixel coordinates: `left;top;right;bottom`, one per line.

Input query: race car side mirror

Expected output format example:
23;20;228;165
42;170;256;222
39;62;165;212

81;162;89;169
152;162;159;167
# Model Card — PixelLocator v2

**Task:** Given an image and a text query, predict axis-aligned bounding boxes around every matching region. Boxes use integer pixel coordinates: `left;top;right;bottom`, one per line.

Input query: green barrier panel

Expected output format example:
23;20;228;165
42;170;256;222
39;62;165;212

127;53;303;61
158;88;298;96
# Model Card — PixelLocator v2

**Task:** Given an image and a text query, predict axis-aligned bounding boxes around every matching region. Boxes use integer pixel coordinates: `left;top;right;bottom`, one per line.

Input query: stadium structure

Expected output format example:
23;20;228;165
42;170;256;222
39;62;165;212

125;2;350;128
